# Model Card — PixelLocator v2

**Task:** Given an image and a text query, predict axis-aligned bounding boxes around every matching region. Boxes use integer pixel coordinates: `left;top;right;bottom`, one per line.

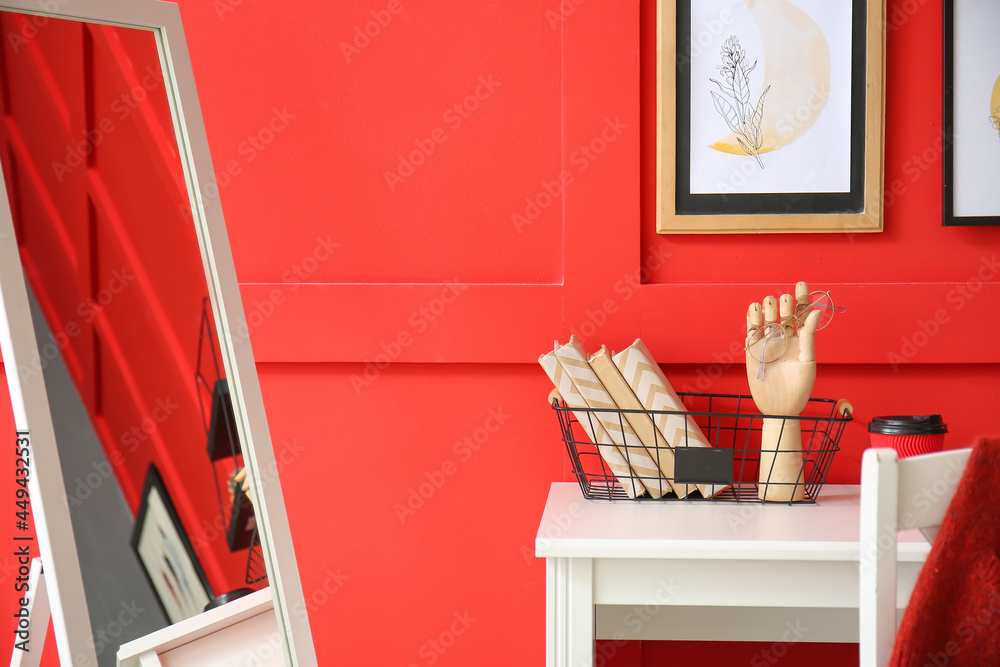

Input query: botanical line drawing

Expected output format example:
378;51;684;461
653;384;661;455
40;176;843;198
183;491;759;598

710;36;770;168
705;0;831;166
990;106;1000;142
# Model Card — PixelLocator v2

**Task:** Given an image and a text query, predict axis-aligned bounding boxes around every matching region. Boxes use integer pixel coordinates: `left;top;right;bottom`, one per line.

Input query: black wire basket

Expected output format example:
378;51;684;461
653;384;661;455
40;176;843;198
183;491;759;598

553;392;852;504
245;525;269;589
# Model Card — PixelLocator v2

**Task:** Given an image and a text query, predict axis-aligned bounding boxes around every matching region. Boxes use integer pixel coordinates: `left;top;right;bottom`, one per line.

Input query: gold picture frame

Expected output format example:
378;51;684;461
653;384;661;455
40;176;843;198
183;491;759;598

657;0;886;234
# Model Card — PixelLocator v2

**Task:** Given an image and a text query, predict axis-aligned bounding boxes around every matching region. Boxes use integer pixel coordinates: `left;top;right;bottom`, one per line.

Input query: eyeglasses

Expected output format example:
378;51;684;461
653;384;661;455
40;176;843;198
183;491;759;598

746;291;845;379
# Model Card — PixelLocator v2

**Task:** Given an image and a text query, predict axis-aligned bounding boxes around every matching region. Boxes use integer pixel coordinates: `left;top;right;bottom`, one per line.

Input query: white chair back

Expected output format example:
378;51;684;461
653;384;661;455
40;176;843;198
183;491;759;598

858;447;971;667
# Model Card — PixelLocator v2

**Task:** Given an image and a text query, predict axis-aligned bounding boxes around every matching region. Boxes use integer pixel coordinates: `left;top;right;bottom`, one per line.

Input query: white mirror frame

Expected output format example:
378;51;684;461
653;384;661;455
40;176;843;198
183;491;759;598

0;1;315;665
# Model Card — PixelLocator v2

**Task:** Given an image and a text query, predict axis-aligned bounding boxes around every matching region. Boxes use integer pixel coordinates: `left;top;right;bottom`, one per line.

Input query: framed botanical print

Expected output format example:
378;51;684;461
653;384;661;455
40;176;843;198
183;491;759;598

657;0;886;233
943;0;1000;226
132;465;214;623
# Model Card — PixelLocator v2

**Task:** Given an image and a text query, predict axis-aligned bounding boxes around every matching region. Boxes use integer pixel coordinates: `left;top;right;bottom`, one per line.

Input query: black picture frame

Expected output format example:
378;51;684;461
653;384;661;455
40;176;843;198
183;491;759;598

943;0;1000;226
132;465;214;623
657;0;886;234
674;0;868;217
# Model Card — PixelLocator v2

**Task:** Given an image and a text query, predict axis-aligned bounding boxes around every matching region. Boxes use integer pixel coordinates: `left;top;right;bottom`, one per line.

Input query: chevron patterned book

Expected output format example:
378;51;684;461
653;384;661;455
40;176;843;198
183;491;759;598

613;339;727;498
554;337;670;498
539;347;646;498
588;345;690;498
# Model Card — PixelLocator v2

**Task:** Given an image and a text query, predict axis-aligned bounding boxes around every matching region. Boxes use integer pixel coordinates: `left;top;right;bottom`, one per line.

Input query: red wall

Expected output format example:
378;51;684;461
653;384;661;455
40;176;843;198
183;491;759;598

3;0;1000;665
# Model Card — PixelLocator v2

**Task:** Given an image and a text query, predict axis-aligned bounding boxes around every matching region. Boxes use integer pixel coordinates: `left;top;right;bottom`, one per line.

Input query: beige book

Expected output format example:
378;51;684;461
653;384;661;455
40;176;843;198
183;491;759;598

613;339;728;498
554;337;670;498
539;348;645;498
589;346;689;498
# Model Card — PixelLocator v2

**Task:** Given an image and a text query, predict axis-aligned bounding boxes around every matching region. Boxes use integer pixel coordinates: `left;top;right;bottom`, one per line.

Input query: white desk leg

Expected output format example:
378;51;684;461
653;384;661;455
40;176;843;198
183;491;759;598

137;651;164;666
547;557;594;667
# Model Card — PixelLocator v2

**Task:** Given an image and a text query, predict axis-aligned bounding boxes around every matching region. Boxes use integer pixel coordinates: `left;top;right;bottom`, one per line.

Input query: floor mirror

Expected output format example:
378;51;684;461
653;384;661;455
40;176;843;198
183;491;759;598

0;1;315;665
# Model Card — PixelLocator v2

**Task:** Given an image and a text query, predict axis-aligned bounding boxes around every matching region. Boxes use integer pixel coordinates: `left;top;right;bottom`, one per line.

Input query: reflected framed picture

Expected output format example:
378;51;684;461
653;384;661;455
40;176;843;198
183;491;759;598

657;0;886;233
943;0;1000;226
132;465;214;623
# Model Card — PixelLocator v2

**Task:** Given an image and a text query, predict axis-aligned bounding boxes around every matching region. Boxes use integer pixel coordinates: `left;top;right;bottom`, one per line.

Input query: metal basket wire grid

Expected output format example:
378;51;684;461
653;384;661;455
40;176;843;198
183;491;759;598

553;392;852;504
246;525;269;588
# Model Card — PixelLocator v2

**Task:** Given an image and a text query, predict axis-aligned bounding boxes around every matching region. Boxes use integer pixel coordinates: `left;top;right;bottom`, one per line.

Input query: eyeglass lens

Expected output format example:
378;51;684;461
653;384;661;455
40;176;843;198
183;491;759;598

805;291;846;331
748;324;786;378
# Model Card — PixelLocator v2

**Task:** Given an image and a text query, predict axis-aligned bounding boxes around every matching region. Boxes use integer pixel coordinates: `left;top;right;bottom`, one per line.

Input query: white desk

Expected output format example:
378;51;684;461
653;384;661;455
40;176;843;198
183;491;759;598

117;588;281;667
535;483;930;667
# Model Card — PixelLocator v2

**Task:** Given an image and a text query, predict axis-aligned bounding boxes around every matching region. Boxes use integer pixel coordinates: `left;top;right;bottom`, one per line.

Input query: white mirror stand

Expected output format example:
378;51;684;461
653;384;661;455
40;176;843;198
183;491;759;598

8;559;284;667
0;1;316;664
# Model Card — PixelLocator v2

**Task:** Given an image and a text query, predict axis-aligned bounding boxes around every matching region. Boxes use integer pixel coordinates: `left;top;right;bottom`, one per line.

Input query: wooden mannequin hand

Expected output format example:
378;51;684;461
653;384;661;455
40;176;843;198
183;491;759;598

745;281;820;501
745;281;821;416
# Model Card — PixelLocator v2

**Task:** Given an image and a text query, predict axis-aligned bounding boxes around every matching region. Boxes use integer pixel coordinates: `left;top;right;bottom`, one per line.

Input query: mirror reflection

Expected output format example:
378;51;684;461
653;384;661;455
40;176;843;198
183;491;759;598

0;11;264;663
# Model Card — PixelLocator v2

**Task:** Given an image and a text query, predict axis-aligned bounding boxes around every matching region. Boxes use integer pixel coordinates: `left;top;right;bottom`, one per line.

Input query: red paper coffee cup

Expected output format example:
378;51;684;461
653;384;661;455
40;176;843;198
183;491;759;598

868;415;947;458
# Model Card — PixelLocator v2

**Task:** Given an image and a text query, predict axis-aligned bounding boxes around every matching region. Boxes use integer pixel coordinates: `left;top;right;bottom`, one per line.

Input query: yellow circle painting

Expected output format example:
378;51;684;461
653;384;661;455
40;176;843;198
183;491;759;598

990;74;1000;140
709;0;832;166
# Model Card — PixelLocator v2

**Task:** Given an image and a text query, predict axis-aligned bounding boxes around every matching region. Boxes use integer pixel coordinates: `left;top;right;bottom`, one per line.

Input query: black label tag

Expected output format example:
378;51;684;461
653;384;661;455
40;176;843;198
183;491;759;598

674;447;734;486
